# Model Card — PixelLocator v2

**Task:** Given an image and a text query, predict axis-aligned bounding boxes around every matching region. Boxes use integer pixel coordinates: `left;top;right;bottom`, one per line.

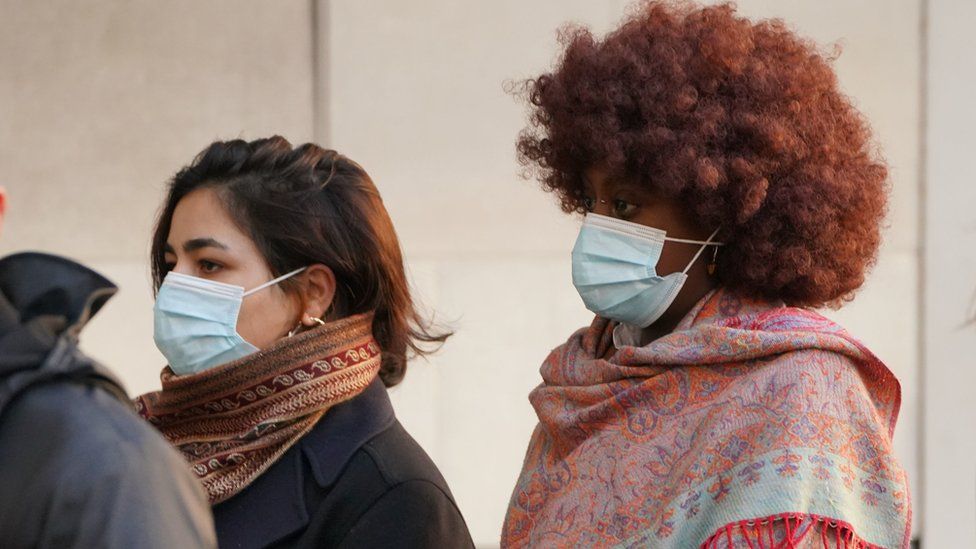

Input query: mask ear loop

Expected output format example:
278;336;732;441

243;267;308;297
243;266;312;338
681;227;723;275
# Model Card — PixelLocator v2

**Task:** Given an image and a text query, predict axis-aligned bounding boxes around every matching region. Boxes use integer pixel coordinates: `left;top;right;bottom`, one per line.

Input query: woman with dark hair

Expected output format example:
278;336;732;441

503;2;910;548
135;136;473;548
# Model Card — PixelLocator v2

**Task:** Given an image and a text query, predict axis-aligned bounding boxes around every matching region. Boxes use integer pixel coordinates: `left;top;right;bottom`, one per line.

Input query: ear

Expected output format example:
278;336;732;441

298;264;336;326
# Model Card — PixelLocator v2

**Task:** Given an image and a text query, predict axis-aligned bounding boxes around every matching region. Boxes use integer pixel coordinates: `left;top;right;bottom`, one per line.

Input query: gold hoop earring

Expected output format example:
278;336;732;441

287;317;325;338
287;321;302;338
707;246;719;276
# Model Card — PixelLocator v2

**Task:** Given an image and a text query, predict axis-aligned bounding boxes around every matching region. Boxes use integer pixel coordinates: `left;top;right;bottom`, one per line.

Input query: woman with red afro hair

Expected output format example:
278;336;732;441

502;2;910;548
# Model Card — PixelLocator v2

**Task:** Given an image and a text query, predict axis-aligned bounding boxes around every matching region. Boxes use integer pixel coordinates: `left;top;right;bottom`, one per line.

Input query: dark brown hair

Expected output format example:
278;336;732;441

151;136;449;386
517;1;888;308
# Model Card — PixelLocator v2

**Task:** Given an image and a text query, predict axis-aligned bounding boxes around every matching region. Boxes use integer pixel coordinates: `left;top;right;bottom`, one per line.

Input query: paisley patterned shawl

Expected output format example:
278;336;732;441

502;289;910;548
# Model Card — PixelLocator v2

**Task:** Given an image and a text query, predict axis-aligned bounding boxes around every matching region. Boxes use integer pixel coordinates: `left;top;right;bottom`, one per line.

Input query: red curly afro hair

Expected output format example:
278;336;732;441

518;1;888;308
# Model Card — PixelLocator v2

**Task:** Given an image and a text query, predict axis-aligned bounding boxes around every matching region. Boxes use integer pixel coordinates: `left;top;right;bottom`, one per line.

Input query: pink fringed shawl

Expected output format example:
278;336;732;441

502;290;910;548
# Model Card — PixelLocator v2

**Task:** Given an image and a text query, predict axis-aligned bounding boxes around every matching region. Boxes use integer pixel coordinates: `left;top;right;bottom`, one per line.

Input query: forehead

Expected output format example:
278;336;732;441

581;166;656;196
167;188;253;251
581;166;610;187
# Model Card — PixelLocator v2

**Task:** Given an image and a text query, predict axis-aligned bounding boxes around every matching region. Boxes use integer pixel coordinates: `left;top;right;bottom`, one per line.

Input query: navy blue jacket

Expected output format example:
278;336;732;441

213;378;474;549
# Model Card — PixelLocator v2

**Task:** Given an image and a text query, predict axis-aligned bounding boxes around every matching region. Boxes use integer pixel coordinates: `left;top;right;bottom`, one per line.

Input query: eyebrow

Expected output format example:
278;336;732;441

614;180;648;194
163;238;231;254
579;174;595;195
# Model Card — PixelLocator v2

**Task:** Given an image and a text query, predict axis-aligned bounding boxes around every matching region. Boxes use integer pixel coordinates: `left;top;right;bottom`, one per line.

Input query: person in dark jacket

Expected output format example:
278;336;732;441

0;190;217;548
135;137;474;548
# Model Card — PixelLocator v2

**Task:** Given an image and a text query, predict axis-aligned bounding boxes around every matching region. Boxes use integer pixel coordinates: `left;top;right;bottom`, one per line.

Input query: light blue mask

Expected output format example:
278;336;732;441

153;267;306;375
572;213;722;328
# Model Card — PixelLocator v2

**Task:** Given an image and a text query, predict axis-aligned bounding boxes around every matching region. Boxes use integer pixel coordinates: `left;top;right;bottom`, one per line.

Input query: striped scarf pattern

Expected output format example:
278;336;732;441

136;313;380;504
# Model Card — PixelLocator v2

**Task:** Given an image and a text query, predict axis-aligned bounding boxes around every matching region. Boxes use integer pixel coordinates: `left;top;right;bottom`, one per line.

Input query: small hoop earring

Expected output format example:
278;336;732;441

287;316;325;338
707;246;719;276
287;321;302;338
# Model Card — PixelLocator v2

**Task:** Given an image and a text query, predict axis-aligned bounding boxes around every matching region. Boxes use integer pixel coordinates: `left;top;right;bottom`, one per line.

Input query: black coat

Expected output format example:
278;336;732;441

213;378;475;549
0;252;217;549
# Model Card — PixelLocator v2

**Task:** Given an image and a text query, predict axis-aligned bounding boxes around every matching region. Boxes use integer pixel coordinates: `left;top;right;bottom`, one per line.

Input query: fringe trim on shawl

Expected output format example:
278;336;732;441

701;513;884;549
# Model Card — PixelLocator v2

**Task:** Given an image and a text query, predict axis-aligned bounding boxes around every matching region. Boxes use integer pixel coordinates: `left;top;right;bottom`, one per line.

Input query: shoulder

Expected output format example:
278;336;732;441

336;479;474;548
3;382;179;471
356;420;455;499
1;381;207;498
744;344;890;424
757;339;895;410
738;306;899;417
0;382;215;548
746;304;849;337
324;422;473;547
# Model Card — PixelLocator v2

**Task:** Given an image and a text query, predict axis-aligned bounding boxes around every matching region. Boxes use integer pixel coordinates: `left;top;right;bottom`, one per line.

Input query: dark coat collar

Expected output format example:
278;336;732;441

213;377;396;548
0;253;123;414
0;252;116;339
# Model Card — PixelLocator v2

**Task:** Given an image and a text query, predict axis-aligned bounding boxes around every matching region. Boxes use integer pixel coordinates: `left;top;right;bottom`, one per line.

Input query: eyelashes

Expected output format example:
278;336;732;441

161;259;224;275
581;195;640;218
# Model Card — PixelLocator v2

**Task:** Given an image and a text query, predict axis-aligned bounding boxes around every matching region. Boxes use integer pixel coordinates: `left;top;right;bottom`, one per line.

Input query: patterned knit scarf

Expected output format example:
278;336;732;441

503;289;911;549
136;313;380;504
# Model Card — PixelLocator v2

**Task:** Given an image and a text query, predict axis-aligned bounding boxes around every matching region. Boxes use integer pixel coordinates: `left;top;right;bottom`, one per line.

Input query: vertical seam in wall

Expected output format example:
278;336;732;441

915;0;929;543
310;0;329;144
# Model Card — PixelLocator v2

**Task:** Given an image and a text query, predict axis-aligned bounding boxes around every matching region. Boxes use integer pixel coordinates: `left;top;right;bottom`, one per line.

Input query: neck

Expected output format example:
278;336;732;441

638;275;717;345
639;314;682;346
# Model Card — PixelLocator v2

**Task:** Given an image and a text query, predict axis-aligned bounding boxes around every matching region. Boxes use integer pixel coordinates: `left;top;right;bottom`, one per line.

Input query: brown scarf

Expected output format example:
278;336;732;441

135;313;380;504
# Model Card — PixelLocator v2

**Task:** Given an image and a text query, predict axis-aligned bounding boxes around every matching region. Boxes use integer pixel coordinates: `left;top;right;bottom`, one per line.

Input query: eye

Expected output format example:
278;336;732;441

612;199;638;218
582;195;596;212
199;260;222;274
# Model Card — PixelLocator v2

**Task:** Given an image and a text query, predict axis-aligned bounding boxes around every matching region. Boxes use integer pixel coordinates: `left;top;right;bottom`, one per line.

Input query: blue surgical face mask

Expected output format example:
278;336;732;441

153;267;307;376
571;213;723;328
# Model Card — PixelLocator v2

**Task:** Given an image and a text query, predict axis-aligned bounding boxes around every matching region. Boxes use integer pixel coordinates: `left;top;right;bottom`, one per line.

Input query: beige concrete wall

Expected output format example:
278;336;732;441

923;0;976;545
0;0;314;392
0;0;936;546
326;1;923;544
